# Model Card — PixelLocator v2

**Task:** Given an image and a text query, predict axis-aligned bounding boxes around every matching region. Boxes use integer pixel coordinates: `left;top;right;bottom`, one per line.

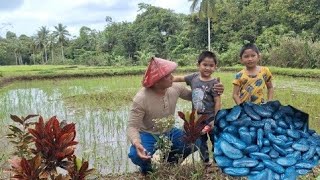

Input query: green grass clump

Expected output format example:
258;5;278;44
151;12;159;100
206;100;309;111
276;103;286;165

64;90;138;111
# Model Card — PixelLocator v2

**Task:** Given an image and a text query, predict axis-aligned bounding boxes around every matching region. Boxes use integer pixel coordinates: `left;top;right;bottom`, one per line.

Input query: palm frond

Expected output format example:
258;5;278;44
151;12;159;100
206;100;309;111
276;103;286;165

190;0;201;12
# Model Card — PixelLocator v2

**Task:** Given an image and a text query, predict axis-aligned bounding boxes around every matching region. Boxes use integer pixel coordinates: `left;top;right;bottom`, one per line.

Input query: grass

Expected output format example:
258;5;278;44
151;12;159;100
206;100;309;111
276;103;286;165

221;66;320;78
1;65;320;87
0;67;319;179
101;162;246;180
64;90;137;110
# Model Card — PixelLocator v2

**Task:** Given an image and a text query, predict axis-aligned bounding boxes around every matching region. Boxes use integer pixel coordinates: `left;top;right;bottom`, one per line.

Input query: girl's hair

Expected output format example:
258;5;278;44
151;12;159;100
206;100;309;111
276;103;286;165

198;51;217;64
239;43;260;57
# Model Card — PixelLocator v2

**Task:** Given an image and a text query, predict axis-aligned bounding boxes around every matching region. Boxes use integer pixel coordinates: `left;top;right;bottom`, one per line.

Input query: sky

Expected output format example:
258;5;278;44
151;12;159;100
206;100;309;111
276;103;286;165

0;0;192;38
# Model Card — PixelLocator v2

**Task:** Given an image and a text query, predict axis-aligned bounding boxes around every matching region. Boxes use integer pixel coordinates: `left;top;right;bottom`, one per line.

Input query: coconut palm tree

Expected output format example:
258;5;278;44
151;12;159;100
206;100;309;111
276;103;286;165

29;37;37;64
47;34;56;63
189;0;218;51
52;23;70;62
36;26;50;63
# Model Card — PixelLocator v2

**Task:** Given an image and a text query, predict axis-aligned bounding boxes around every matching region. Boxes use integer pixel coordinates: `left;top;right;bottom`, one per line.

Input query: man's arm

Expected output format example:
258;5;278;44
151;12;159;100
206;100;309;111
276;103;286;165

127;102;144;145
233;85;242;105
176;84;192;101
173;76;185;82
213;77;224;95
127;101;151;160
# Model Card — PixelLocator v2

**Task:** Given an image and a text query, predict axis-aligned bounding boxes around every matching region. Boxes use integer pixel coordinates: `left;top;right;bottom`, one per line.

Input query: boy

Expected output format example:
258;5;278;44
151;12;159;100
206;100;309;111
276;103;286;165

173;51;221;166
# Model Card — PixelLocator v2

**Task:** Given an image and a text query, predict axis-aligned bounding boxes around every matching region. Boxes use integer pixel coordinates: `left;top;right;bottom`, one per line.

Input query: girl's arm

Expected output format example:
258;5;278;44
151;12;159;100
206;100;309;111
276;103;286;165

266;81;274;101
173;76;185;82
213;96;221;126
233;85;242;105
214;96;221;117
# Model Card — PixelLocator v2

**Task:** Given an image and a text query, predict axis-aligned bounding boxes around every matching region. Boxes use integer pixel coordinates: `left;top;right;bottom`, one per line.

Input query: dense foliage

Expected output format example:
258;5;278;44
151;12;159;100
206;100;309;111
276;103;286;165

0;1;319;68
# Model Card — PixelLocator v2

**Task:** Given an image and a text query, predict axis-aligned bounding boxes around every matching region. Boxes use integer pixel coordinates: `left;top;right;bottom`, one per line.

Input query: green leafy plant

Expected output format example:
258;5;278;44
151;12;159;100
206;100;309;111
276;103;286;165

152;116;175;163
7;114;94;180
67;155;94;180
6;114;38;158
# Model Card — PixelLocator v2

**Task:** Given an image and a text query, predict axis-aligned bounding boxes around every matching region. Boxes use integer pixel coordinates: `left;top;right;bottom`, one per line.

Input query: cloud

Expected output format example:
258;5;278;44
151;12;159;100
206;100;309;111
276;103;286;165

0;0;191;37
0;0;24;11
75;0;131;12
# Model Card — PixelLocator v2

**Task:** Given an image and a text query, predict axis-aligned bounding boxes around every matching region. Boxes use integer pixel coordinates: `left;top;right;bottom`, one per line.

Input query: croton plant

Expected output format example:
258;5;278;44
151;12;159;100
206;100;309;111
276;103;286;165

177;110;208;144
7;114;94;180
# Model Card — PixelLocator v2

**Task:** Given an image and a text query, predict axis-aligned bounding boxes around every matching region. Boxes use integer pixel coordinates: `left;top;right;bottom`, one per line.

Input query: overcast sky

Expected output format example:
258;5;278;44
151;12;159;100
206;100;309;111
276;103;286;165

0;0;192;38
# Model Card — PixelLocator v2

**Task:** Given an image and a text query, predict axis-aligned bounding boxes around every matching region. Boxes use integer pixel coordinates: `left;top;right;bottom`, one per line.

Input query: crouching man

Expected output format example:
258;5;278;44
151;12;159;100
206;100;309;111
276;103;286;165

127;57;224;174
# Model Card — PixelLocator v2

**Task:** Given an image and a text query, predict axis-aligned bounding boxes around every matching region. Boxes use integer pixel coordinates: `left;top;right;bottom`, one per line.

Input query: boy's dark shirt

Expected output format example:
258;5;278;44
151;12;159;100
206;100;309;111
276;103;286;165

185;73;219;119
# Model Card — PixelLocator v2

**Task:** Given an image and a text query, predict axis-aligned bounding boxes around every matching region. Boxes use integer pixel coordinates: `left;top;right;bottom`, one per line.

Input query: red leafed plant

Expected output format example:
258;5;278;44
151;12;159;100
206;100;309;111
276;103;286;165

178;110;208;167
177;110;208;144
7;114;94;180
28;116;78;176
67;155;94;180
8;155;42;180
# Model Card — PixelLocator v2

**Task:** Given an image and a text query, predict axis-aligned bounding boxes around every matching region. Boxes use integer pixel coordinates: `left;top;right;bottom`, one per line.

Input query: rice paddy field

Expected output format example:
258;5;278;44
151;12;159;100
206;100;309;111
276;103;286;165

0;69;319;179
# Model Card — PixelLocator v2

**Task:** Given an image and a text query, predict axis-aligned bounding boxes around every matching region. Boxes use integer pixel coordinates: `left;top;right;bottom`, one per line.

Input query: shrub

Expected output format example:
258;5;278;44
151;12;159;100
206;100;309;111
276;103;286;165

219;42;242;67
6;114;38;159
268;37;320;68
7;114;94;179
134;50;155;66
176;52;198;66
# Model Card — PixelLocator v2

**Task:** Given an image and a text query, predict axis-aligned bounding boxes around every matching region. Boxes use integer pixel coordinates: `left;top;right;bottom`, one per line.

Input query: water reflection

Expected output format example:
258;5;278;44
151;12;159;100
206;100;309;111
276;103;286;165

0;88;68;119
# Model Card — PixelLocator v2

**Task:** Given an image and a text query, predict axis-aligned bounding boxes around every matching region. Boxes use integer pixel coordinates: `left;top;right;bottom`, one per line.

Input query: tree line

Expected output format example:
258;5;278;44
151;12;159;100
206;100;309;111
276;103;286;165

0;1;319;68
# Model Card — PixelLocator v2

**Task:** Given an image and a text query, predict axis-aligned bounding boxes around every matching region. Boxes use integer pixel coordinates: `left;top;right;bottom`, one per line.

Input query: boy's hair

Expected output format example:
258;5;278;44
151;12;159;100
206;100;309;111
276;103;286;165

239;43;260;57
197;51;218;65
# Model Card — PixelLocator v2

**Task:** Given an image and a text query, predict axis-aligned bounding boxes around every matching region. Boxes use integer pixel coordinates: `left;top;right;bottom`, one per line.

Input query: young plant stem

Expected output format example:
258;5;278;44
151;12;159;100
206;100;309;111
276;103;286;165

191;143;195;169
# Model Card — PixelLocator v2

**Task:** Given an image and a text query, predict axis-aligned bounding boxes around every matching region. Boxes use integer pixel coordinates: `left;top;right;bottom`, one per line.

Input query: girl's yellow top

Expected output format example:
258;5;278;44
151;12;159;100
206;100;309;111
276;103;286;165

233;66;273;104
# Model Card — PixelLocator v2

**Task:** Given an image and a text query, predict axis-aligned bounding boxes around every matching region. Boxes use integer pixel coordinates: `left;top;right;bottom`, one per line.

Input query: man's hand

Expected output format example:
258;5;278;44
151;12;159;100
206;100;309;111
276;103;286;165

213;77;224;95
134;142;152;160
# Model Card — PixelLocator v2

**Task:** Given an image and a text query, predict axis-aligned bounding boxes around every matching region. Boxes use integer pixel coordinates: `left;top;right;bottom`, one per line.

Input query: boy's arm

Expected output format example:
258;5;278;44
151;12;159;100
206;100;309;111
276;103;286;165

209;95;221;127
233;85;242;105
266;81;274;101
202;96;221;133
173;76;185;82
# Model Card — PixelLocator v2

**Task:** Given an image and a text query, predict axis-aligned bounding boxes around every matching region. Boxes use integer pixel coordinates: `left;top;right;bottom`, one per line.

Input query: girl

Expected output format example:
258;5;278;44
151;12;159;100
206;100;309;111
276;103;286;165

233;43;274;105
